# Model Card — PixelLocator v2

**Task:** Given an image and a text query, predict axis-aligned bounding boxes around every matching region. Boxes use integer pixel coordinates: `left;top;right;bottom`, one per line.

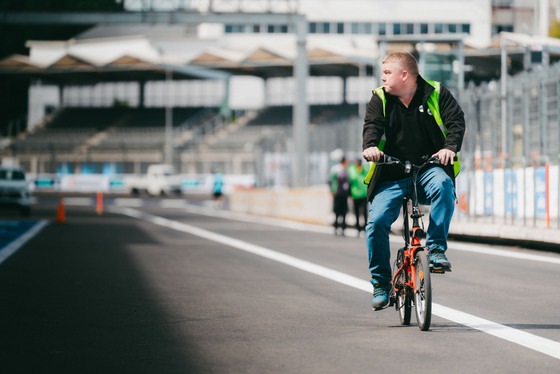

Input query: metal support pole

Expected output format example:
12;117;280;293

165;69;173;165
378;42;387;88
291;15;309;188
457;40;465;98
500;38;508;157
358;63;367;154
539;0;550;37
139;80;145;108
418;42;426;77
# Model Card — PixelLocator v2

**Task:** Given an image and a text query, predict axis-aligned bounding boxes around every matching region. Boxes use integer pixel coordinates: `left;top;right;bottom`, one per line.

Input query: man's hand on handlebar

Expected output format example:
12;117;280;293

432;149;456;166
363;146;384;162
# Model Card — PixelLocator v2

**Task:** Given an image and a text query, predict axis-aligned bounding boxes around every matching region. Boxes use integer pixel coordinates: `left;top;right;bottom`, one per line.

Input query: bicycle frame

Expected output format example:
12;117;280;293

392;162;425;305
377;154;439;331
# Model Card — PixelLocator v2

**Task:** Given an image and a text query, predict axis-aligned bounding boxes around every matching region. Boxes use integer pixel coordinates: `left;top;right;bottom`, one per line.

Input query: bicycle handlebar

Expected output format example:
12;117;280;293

375;154;443;174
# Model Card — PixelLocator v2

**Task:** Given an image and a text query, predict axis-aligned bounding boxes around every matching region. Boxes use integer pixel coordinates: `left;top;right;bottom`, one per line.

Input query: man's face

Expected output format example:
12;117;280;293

381;60;404;95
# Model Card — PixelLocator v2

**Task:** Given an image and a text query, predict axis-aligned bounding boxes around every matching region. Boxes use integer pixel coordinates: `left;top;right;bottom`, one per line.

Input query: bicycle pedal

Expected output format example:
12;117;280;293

429;265;451;274
372;302;392;311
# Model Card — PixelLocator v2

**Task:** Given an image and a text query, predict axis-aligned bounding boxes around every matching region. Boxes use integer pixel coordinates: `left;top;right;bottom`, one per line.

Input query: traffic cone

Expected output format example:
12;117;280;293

56;196;66;223
96;191;103;215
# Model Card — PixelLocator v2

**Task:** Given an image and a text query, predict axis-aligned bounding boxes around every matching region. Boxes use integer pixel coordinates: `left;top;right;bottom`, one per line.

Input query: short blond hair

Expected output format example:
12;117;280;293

382;52;419;77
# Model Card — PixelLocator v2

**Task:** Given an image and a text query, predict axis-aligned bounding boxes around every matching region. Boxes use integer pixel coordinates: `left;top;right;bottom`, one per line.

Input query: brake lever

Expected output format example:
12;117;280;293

382;155;399;165
428;156;441;164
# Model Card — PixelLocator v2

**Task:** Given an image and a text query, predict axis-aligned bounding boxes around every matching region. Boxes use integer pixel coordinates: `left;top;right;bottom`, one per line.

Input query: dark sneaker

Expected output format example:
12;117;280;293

371;283;391;310
428;249;452;271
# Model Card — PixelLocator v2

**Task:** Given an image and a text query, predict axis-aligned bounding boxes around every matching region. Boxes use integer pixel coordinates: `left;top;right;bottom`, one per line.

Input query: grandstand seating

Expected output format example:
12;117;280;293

244;103;359;127
203;103;360;154
92;127;166;151
9;107;217;155
206;123;291;152
11;128;97;153
309;103;359;124
47;107;213;129
2;103;361;173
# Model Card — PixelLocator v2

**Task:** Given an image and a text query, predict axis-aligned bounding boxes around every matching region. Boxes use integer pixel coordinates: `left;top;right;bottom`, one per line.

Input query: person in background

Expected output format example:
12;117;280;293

328;156;351;236
348;158;370;237
212;171;224;207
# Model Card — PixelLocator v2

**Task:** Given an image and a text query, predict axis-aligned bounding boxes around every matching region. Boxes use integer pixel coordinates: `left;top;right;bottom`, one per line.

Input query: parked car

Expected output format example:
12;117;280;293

0;166;31;216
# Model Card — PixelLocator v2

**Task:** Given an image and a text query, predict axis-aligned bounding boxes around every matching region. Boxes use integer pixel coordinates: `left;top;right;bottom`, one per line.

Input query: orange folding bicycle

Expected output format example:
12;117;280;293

377;154;449;331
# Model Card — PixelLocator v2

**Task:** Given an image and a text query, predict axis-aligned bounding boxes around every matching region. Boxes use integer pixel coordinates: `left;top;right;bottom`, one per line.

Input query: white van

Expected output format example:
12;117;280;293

125;164;183;196
0;166;31;216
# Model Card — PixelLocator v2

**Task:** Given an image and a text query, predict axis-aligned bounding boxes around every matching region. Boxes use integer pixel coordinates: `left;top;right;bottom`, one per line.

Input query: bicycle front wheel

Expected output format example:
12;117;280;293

414;251;432;331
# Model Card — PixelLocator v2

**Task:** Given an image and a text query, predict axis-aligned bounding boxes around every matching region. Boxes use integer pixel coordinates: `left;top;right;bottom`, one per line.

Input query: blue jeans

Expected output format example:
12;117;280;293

365;167;455;286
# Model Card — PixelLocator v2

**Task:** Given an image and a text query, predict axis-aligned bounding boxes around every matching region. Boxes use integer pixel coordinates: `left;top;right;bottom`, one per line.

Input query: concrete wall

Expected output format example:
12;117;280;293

229;186;334;225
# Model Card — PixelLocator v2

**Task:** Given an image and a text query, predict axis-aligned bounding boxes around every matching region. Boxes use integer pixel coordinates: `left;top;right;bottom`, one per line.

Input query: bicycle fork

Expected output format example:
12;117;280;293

390;197;425;307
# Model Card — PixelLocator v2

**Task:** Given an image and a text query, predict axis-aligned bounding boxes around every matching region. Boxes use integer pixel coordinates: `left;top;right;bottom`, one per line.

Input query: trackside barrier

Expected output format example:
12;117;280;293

229;186;334;226
229;181;560;246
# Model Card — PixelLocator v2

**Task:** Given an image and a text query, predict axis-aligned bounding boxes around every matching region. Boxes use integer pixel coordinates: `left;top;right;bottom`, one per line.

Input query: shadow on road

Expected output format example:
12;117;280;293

0;206;207;373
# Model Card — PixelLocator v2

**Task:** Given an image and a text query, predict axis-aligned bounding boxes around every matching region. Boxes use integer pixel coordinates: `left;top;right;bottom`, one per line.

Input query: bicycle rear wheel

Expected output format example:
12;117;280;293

397;290;411;325
414;251;432;331
393;271;411;325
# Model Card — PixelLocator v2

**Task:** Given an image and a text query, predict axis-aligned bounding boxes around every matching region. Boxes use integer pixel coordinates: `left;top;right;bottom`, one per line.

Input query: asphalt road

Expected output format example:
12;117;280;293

1;198;559;373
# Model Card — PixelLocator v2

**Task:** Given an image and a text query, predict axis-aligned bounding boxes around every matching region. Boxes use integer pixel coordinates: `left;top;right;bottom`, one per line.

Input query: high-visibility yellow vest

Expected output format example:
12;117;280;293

364;80;460;184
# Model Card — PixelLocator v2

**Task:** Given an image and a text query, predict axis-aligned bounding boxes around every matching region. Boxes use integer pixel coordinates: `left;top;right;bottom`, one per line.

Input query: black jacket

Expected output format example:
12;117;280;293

362;76;465;201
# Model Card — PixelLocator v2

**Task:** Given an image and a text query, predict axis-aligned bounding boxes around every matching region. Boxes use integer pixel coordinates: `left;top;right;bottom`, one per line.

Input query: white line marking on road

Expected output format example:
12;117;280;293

159;199;189;209
450;241;560;265
0;220;49;265
182;204;560;265
64;197;94;206
182;204;335;234
114;207;560;361
114;198;144;207
433;304;560;360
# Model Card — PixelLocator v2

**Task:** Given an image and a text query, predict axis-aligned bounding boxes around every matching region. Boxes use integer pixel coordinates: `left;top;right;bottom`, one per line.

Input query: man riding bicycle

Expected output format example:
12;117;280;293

362;52;465;310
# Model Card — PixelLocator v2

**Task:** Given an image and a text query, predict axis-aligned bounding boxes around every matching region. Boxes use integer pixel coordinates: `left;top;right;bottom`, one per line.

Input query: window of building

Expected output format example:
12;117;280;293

225;24;245;33
378;23;386;36
420;23;429;34
492;0;513;7
405;23;414;34
350;22;373;34
311;22;331;33
494;24;513;34
448;24;457;33
393;23;401;35
461;23;470;34
337;22;344;34
435;23;443;33
310;22;317;33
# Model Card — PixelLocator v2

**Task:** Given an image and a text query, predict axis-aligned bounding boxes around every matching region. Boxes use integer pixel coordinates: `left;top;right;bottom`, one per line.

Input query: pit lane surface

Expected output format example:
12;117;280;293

1;200;559;373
